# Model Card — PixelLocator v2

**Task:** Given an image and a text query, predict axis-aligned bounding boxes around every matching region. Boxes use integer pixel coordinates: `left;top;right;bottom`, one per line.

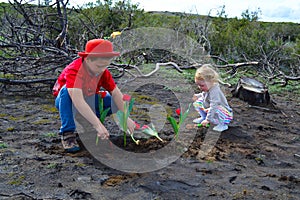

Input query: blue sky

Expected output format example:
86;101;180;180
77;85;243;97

1;0;299;23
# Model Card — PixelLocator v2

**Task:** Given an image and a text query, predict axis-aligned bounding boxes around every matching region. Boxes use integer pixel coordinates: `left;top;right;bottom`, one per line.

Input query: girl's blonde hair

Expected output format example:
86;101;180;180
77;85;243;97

195;64;219;83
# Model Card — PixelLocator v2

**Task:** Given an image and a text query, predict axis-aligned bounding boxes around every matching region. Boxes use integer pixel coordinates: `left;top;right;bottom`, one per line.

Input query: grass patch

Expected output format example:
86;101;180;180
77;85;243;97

8;116;19;121
46;163;57;169
182;68;196;84
8;175;25;185
7;127;14;132
138;63;188;79
41;105;58;113
75;162;86;167
43;132;57;138
0;142;8;148
7;115;26;121
0;113;7;117
269;81;300;96
0;72;15;79
32;119;52;125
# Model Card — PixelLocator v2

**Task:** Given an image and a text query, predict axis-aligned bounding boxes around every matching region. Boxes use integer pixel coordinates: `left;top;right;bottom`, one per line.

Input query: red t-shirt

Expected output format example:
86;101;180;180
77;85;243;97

52;58;116;97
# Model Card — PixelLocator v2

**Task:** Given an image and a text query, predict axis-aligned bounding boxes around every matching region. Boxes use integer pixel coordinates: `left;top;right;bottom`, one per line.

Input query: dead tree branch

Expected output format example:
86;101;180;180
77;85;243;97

110;62;183;81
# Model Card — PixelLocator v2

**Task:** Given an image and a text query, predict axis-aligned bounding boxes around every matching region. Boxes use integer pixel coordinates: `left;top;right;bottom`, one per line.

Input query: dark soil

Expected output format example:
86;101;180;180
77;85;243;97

0;78;299;199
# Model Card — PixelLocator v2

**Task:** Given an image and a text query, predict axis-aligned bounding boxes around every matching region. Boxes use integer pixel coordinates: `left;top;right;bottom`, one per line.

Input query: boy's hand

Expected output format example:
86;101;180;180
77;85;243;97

127;117;136;134
95;124;110;140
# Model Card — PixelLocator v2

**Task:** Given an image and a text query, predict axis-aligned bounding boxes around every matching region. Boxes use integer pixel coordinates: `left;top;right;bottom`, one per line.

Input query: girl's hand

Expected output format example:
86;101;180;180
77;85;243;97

201;119;210;126
204;108;210;113
192;94;198;101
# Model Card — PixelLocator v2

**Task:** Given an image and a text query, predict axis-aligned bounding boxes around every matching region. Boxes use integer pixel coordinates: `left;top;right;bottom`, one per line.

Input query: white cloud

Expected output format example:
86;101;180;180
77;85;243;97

131;0;299;23
261;1;300;22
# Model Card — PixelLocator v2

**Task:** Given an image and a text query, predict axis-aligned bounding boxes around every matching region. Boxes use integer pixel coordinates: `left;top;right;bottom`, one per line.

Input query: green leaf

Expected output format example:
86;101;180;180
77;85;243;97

142;128;152;135
116;110;126;130
100;107;110;123
124;131;127;147
142;126;163;142
178;103;191;127
128;98;135;113
124;98;135;119
116;109;128;147
98;97;104;113
167;116;179;134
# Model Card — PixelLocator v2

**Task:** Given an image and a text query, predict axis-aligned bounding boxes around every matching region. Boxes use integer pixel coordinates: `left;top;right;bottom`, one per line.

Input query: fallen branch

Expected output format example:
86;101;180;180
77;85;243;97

140;62;183;77
111;61;183;79
247;103;288;117
0;78;56;84
0;192;35;199
215;61;259;68
247;105;280;113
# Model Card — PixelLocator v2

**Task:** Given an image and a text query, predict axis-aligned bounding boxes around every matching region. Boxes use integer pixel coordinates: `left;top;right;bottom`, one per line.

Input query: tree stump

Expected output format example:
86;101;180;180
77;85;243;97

232;77;270;105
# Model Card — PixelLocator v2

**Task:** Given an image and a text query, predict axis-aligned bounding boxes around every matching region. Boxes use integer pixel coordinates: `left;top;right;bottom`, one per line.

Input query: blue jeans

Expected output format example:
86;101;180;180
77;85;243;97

55;86;113;134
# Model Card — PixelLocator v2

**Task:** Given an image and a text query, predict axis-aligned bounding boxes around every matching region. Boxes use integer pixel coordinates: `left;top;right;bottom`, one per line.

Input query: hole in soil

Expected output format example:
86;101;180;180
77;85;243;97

109;135;171;153
106;83;181;153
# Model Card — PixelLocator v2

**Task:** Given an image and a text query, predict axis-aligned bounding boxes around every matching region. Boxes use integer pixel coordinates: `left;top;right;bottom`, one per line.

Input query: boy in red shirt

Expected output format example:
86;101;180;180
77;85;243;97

53;39;135;152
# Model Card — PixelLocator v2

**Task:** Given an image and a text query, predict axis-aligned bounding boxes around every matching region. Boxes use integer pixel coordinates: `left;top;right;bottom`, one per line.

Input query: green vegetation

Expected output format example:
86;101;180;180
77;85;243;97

75;162;86;167
7;127;14;132
41;105;58;113
0;1;299;96
0;113;7;118
8;175;25;185
0;142;8;148
43;132;57;138
32;119;52;125
0;72;15;79
269;81;300;96
46;163;57;169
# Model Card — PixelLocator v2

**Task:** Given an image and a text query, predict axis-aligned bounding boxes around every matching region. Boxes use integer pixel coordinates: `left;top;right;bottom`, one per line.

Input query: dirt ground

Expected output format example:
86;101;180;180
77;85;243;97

0;76;299;199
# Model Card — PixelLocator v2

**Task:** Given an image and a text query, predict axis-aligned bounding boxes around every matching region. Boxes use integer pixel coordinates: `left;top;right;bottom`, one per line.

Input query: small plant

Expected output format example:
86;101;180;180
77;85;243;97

43;132;57;138
96;91;111;145
7;127;14;132
41;105;58;113
116;94;139;146
130;122;141;145
75;162;86;167
46;163;57;169
141;124;163;142
206;159;214;164
98;91;111;123
8;175;25;185
32;119;51;125
167;104;191;139
0;142;8;149
255;154;265;165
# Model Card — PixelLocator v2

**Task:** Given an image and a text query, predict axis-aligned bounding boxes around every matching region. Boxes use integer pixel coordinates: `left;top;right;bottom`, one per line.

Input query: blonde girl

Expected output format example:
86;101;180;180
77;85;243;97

192;64;233;132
